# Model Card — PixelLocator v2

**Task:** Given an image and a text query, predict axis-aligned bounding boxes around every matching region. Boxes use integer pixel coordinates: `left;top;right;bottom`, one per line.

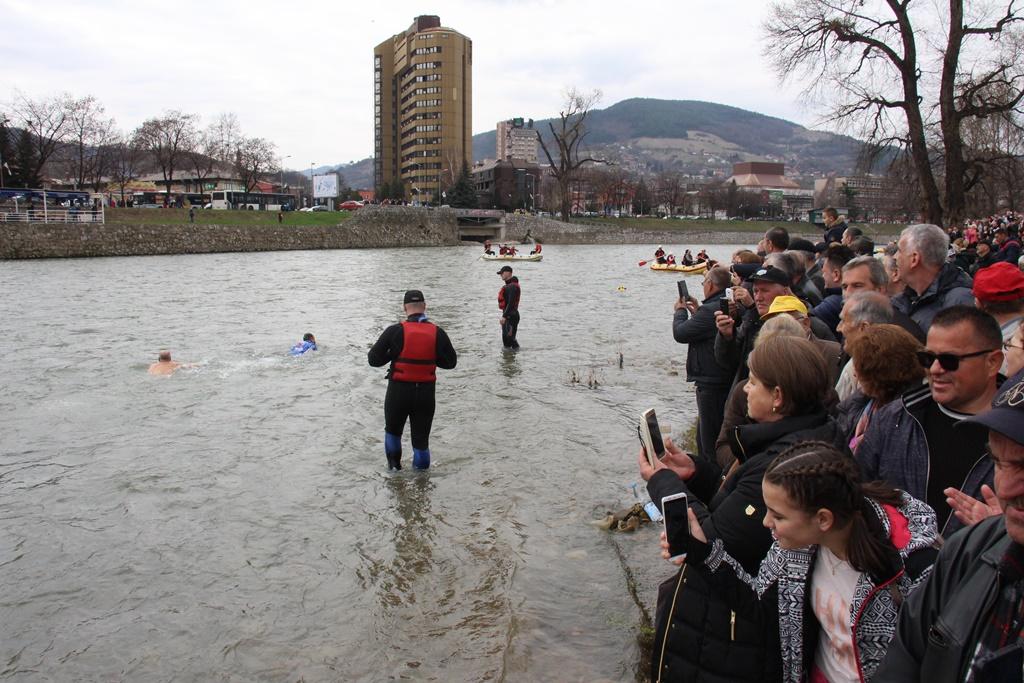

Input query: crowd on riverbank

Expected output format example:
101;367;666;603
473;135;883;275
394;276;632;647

640;208;1024;682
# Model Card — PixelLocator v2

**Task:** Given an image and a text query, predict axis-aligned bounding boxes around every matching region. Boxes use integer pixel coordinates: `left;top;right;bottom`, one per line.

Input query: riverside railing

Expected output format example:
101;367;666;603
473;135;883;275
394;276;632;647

0;207;105;224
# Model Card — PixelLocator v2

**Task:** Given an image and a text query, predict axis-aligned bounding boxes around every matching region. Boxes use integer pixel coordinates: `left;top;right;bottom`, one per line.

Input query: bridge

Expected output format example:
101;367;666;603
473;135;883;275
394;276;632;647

453;208;505;242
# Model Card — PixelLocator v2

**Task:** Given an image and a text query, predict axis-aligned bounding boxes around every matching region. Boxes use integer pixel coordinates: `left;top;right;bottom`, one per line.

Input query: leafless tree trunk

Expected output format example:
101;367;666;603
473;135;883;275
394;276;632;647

10;91;73;187
234;137;278;192
656;172;685;216
111;135;144;206
537;88;603;222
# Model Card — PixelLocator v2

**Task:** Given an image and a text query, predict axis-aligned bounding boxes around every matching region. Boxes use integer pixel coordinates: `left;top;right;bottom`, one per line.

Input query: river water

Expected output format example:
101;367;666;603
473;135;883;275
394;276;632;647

0;243;746;682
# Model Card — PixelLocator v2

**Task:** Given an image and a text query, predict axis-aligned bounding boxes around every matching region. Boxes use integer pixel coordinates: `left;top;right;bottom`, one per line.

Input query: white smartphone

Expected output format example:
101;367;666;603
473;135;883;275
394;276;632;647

724;287;735;302
638;408;666;468
661;492;690;561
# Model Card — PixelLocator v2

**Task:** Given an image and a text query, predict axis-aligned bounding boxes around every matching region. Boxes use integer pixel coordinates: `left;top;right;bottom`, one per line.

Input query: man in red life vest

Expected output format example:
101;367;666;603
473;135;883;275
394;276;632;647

368;289;458;470
497;266;522;349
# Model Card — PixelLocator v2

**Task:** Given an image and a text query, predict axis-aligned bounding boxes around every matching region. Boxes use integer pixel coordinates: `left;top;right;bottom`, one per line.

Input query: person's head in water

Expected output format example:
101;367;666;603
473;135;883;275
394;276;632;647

403;289;426;315
158;350;172;362
303;333;316;344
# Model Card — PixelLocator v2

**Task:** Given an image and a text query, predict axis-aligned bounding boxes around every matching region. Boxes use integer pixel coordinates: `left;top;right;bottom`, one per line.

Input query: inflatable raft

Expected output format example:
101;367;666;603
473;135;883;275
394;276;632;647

650;262;708;275
481;253;543;262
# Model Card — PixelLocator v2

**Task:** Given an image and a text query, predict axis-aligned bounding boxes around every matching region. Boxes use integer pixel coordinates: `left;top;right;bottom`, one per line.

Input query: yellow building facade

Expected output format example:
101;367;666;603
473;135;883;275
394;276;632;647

374;15;472;203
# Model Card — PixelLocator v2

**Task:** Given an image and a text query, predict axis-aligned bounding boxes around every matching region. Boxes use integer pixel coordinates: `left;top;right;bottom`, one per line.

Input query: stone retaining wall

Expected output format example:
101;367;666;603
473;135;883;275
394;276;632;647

0;205;460;259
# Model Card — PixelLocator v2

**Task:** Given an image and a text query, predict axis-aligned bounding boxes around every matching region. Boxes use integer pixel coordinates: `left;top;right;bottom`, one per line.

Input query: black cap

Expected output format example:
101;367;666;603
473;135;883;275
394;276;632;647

403;289;425;304
730;262;761;281
813;241;828;254
497;265;513;274
748;265;791;287
789;238;816;254
961;369;1024;445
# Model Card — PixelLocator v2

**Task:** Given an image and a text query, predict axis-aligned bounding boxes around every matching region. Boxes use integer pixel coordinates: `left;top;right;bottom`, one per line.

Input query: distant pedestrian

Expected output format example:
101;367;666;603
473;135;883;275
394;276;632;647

367;289;458;470
277;211;283;224
497;266;521;349
188;206;195;224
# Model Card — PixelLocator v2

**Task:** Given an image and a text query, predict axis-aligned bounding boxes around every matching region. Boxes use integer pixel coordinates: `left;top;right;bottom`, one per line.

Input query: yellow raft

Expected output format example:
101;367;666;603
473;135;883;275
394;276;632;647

650;262;708;275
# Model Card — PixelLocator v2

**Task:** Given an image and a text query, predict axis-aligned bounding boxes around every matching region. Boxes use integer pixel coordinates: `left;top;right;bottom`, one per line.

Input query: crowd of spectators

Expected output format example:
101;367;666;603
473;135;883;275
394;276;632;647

643;208;1024;682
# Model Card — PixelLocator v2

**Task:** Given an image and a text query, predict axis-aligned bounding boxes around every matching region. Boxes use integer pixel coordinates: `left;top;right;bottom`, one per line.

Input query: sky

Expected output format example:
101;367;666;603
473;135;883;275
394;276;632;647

0;0;811;172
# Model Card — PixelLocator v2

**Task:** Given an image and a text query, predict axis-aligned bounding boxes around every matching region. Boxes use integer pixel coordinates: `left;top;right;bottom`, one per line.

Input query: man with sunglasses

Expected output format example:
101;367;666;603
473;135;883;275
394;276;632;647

855;306;1004;535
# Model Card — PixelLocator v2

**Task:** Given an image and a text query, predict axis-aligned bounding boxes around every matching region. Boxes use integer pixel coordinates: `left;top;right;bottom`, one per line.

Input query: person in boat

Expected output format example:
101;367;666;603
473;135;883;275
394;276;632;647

367;289;458;471
682;249;694;266
666;253;677;266
289;333;317;356
499;244;508;256
483;239;495;256
697;249;709;263
148;350;194;375
509;244;518;256
530;243;542;255
497;266;522;350
655;246;667;264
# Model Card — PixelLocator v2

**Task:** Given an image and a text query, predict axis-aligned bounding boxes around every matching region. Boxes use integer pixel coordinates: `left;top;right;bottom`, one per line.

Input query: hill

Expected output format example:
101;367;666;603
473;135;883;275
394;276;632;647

472;98;865;177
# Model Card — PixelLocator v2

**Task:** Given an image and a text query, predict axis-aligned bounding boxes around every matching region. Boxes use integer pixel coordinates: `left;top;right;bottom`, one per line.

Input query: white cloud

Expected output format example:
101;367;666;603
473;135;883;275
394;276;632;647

0;0;811;174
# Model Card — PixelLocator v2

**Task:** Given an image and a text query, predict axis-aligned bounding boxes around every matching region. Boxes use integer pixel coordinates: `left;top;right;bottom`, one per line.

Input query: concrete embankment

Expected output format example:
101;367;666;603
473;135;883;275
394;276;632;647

1;206;853;259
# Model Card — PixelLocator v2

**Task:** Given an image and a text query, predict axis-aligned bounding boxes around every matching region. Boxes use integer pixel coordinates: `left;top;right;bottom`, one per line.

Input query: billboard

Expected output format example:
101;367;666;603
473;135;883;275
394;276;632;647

313;173;338;198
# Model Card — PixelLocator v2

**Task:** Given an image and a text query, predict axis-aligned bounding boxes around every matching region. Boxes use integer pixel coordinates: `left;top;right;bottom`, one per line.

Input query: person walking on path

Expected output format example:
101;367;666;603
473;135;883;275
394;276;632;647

367;289;458;471
188;206;195;224
497;266;521;350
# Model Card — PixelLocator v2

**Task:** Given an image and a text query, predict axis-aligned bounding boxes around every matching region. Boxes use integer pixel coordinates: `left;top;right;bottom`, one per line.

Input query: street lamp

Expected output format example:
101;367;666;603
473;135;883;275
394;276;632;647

309;162;315;207
280;155;291;194
0;116;8;189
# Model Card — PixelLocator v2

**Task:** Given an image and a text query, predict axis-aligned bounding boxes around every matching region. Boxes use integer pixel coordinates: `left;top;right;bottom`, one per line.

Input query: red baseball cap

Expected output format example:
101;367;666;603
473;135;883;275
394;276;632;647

973;262;1024;302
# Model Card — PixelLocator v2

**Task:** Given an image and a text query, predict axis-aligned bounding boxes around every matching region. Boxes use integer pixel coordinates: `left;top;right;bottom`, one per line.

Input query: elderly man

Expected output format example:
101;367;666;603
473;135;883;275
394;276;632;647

876;369;1024;682
673;266;735;461
841;255;925;342
789;237;825;292
714;265;792;383
834;292;897;400
766;251;822;306
855;305;1003;536
892;223;975;332
759;226;790;255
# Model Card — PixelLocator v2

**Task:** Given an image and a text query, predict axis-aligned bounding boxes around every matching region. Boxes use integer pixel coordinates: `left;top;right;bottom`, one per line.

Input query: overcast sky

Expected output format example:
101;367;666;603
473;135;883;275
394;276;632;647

1;0;812;171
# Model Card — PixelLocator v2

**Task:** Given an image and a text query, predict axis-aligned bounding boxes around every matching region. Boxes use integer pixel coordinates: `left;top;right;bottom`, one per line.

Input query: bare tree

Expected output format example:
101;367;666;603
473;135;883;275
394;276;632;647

110;134;145;206
134;111;197;203
234;137;277;192
656;172;685;216
184;127;221;196
537;88;603;221
63;95;117;191
207;112;242;165
764;0;1024;225
10;91;74;186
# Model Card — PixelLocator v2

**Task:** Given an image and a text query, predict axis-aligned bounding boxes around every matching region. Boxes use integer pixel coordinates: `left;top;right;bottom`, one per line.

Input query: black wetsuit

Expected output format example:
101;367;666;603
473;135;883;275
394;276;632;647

368;315;457;468
499;277;521;349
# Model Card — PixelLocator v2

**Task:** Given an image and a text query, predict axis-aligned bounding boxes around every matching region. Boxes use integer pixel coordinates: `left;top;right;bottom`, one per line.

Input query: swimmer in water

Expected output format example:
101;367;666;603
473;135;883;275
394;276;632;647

289;333;318;356
148;350;184;375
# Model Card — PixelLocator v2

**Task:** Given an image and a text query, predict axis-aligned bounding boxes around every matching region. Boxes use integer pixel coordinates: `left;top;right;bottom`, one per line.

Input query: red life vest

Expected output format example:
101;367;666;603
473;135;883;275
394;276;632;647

392;321;437;382
498;286;506;309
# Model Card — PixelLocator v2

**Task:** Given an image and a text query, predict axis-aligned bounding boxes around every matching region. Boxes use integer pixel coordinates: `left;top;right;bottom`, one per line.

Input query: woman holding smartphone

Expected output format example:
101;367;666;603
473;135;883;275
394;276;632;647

640;336;844;683
674;442;939;683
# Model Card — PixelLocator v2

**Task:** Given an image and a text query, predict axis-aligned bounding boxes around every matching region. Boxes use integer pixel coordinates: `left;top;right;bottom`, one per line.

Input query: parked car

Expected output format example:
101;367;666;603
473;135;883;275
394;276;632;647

339;200;363;211
300;205;329;212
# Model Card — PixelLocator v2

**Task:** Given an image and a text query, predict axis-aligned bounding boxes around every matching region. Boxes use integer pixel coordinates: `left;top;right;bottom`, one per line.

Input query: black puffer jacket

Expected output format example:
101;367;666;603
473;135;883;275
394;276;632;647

673;290;733;387
646;411;843;683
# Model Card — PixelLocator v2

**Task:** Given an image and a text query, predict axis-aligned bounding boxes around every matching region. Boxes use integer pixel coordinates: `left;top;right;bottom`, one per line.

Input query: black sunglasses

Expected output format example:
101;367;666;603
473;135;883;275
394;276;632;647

916;348;998;371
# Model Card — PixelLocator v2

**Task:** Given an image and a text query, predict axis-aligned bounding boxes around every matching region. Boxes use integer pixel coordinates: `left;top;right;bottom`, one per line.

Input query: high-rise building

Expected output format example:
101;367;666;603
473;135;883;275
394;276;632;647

373;15;472;203
496;118;537;163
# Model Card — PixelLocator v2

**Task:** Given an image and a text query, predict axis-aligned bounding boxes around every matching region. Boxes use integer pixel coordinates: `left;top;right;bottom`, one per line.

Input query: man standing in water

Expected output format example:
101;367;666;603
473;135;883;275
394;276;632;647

368;290;458;471
497;265;521;350
148;350;184;375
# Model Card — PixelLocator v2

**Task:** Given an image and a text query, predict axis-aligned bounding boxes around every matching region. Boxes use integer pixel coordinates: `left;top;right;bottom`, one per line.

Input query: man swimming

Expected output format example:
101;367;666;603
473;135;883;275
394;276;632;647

148;350;183;375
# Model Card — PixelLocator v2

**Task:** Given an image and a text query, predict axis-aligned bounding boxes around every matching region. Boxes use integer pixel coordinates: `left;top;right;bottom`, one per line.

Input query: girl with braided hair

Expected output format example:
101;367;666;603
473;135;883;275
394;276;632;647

673;442;939;682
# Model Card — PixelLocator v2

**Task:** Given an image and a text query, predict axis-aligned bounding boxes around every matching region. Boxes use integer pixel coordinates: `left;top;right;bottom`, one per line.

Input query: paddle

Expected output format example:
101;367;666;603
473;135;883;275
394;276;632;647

638;259;651;266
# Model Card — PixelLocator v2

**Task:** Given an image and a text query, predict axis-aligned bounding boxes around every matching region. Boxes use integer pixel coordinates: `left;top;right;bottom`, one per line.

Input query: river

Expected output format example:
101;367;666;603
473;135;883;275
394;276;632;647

0;243;748;682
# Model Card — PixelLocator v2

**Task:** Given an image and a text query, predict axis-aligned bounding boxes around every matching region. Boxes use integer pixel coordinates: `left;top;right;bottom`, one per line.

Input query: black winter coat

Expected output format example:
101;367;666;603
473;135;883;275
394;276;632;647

673;290;733;387
646;411;843;683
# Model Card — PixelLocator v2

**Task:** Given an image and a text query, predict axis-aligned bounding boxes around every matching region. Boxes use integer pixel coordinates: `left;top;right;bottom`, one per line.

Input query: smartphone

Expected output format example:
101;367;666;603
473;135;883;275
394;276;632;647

725;287;735;302
677;280;689;300
719;298;730;315
662;492;690;561
638;408;666;468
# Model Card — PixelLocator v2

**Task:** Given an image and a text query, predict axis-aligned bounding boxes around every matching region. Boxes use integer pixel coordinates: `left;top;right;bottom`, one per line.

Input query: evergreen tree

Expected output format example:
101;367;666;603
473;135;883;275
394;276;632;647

448;163;476;208
389;176;405;202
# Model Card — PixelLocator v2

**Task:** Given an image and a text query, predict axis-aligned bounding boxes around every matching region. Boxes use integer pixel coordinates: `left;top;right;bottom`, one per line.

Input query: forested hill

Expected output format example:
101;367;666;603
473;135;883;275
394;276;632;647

471;97;864;176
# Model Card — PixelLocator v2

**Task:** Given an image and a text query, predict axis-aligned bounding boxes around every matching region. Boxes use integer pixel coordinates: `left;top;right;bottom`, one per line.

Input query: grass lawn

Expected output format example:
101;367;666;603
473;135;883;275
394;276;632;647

582;216;903;239
105;208;352;226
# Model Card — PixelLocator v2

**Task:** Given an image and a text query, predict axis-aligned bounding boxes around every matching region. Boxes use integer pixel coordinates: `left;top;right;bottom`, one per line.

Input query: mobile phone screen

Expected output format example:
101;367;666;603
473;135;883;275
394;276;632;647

662;494;690;560
677;280;688;300
720;298;730;315
645;411;665;458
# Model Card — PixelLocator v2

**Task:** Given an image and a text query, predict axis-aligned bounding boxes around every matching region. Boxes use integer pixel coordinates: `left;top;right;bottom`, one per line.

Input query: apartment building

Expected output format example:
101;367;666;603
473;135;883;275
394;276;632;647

496;118;538;164
373;15;472;203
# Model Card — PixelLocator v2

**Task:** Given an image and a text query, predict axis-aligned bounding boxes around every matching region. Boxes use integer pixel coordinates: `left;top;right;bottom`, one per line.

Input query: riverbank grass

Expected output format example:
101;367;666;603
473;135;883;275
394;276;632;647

105;208;352;226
